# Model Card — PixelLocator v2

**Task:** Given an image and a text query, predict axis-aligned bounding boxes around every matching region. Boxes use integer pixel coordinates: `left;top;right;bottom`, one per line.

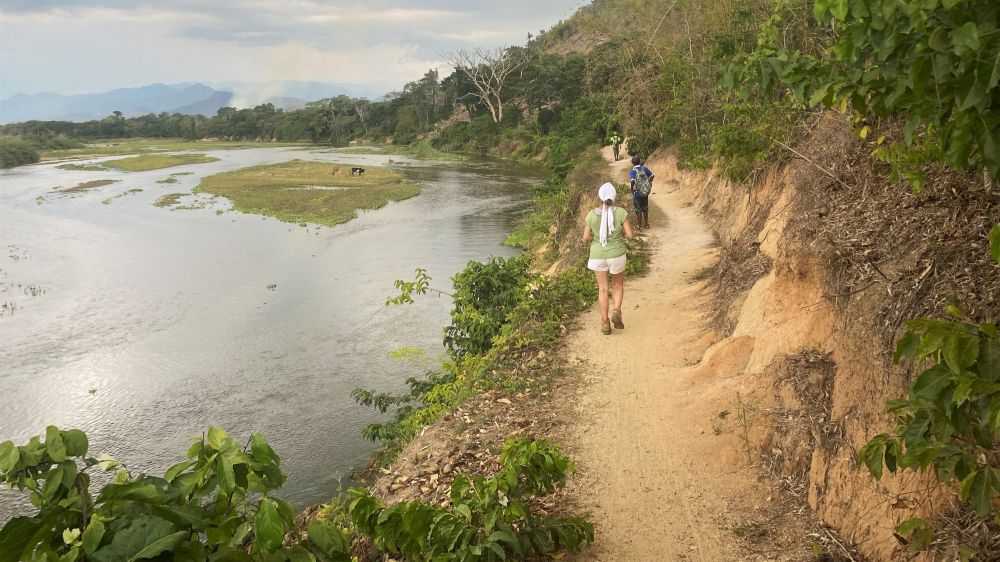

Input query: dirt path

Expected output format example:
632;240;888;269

561;148;784;561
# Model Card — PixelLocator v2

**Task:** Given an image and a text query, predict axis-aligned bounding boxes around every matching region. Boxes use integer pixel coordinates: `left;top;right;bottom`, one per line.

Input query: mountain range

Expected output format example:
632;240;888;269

0;80;397;124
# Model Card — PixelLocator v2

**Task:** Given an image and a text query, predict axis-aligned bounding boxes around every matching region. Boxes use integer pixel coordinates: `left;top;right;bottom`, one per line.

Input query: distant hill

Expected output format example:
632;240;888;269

0;80;397;124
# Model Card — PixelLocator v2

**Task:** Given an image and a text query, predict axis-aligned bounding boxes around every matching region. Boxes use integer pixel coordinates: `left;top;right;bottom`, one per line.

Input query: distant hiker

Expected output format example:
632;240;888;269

583;182;635;335
609;132;623;161
630;155;655;229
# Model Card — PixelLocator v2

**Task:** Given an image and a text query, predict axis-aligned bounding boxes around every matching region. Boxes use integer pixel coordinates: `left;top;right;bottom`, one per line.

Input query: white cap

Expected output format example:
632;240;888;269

598;182;616;202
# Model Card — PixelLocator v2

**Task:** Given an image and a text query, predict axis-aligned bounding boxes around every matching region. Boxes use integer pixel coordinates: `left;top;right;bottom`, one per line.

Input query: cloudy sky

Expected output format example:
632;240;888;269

0;0;587;98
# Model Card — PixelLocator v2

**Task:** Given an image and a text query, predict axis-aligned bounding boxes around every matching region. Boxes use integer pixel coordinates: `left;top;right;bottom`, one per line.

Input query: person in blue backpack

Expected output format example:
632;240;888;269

629;155;655;229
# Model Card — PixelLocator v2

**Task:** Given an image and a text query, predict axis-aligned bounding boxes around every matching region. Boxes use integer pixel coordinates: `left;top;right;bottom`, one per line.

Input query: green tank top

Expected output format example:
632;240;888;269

586;207;628;260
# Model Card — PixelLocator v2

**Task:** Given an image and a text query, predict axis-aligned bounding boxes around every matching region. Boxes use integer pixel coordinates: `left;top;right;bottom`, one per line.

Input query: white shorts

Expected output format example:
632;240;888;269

588;255;627;274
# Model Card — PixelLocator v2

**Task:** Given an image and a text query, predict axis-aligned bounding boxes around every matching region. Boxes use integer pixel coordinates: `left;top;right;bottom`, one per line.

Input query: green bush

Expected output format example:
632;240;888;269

0;136;40;168
444;256;534;358
0;426;352;561
348;438;593;561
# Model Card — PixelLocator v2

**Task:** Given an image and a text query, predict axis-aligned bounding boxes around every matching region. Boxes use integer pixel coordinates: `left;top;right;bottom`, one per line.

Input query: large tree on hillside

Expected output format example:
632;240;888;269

444;47;531;123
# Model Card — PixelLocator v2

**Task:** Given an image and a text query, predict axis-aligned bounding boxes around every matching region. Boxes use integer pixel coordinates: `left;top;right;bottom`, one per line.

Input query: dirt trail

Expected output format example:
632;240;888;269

562;147;791;561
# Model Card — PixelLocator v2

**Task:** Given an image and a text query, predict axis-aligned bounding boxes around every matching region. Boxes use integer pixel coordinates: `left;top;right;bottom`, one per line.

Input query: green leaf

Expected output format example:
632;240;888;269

0;517;43;562
307;521;348;556
910;364;952;401
894;331;920;363
254;499;285;553
859;437;886;480
990;224;1000;266
82;519;105;555
943;333;979;374
829;0;848;20
951;22;980;55
250;433;276;464
217;457;235;496
0;440;19;472
978;332;1000;381
959;470;996;517
62;430;88;457
91;516;184;562
46;426;67;462
164;460;196;482
454;504;473;521
206;427;228;450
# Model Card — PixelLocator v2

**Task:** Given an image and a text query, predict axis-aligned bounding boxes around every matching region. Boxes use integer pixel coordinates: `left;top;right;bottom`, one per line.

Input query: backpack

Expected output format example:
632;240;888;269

633;166;652;197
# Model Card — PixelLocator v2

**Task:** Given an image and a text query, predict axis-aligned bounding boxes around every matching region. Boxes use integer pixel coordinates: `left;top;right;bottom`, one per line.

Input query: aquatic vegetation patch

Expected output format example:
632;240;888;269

194;159;419;226
156;176;179;184
153;192;188;208
101;188;143;205
102;153;219;172
56;163;105;171
54;179;119;193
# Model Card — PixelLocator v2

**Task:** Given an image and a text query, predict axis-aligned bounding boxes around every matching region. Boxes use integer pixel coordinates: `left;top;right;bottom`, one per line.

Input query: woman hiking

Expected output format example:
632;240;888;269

582;182;635;335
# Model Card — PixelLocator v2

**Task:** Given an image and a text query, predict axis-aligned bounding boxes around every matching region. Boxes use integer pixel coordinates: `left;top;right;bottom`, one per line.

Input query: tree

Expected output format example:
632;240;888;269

444;46;531;123
354;99;371;136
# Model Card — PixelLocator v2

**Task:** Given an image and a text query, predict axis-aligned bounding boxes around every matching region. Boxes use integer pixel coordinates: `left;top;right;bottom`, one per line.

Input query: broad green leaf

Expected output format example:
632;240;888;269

829;0;848;20
206;427;228;450
46;426;67;462
894;331;920;363
91;516;183;562
903;412;933;446
951;22;980;55
959;470;996;517
82;519;105;555
307;520;348;556
62;430;88;457
0;440;19;472
163;460;196;483
978;332;1000;382
217;457;235;496
0;517;43;562
942;333;979;374
910;364;952;401
454;504;473;521
250;433;276;464
253;499;284;553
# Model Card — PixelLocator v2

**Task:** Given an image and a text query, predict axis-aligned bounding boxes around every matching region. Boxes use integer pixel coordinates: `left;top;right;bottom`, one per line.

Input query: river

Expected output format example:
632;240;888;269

0;147;538;520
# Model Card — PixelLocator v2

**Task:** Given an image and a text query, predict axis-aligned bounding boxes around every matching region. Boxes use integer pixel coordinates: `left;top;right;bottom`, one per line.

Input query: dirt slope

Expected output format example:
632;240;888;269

559;148;840;561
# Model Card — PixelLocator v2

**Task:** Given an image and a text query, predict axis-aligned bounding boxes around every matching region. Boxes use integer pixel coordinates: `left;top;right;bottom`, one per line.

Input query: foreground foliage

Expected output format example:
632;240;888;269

0;426;351;562
859;237;1000;553
348;438;593;561
0;428;589;562
729;0;1000;188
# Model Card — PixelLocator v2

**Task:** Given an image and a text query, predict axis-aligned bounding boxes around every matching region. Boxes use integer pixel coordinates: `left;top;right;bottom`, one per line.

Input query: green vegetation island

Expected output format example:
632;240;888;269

193;161;419;226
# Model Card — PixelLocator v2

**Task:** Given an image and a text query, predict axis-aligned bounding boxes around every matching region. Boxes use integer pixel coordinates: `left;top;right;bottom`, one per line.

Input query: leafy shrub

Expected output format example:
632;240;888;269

0;136;40;168
858;231;1000;553
348;438;593;561
859;315;1000;551
444;256;534;358
727;0;1000;184
0;427;352;561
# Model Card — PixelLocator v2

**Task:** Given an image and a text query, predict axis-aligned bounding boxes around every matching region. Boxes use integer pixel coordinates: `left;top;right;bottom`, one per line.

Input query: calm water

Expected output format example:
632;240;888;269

0;147;538;520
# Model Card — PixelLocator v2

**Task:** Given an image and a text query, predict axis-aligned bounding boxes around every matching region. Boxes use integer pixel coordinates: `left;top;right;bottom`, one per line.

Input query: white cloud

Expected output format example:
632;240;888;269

0;0;583;97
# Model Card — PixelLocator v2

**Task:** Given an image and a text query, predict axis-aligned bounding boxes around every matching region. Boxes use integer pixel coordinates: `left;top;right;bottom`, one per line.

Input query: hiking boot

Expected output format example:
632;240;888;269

601;320;612;335
611;310;624;330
